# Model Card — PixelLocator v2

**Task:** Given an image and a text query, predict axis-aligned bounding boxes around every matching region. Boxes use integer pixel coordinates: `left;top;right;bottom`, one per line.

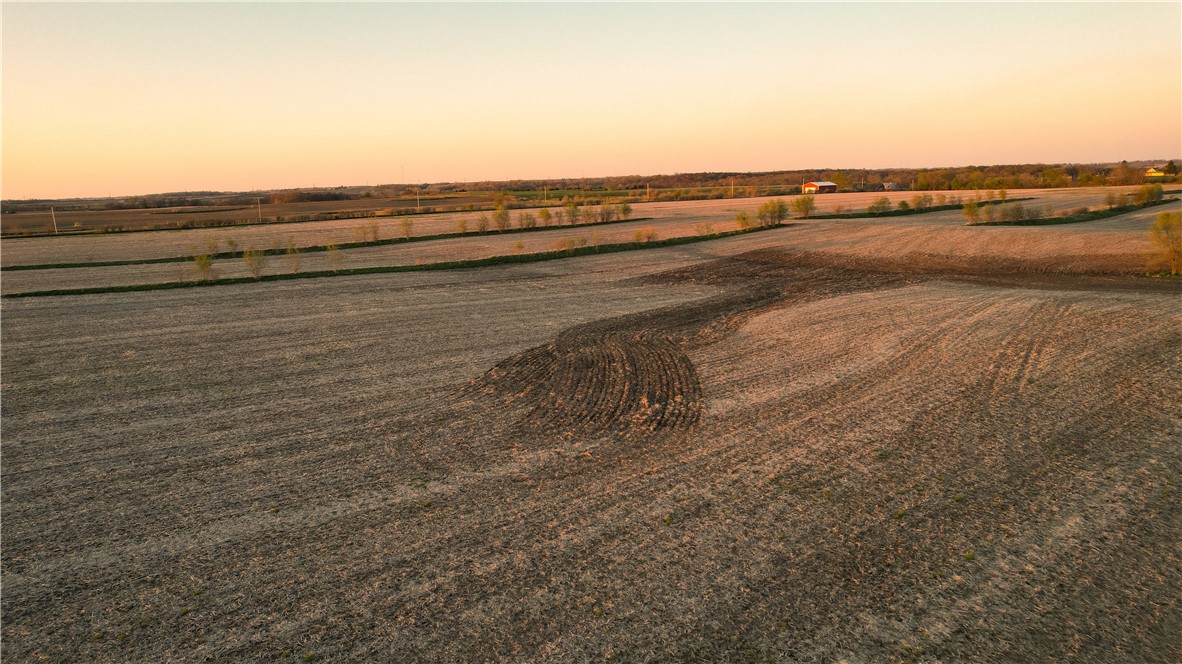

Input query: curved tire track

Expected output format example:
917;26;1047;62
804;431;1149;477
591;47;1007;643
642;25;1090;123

463;250;911;438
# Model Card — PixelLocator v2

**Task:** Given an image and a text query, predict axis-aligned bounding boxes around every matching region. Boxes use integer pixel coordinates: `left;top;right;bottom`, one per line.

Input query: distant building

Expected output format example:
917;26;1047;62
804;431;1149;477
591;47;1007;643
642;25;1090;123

802;181;838;194
1145;167;1167;180
882;182;904;191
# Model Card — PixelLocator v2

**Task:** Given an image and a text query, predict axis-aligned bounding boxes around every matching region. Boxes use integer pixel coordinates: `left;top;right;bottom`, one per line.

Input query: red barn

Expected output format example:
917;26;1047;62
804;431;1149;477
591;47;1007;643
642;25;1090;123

802;181;838;194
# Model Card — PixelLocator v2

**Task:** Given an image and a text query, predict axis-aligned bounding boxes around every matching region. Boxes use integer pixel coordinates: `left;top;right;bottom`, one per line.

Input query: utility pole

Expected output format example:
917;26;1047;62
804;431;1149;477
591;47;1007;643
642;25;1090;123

257;198;262;223
543;186;547;204
51;206;59;234
730;179;734;198
646;183;650;201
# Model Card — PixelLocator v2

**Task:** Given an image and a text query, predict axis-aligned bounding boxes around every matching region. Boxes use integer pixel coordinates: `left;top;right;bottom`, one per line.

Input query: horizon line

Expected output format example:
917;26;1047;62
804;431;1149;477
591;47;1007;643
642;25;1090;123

4;157;1179;202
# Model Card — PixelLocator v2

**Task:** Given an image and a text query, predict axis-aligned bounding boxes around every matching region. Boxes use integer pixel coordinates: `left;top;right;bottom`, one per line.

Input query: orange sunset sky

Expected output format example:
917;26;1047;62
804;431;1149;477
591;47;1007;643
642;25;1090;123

3;2;1180;199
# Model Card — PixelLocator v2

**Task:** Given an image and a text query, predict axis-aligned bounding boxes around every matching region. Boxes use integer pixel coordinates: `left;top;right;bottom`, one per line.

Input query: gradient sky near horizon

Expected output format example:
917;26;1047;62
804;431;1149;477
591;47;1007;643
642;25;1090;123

3;2;1180;199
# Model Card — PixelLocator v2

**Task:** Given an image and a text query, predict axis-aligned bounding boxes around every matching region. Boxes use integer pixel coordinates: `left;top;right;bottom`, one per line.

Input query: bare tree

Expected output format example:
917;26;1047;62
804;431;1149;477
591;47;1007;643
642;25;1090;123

326;243;342;272
756;199;790;225
788;195;814;219
492;205;510;232
867;196;892;214
242;248;266;278
192;253;214;281
285;237;301;273
1149;211;1182;274
1134;184;1164;205
962;201;980;224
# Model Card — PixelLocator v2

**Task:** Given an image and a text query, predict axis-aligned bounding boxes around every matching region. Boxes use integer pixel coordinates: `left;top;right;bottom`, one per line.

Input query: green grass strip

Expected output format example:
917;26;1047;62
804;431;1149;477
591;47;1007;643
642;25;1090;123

2;224;783;298
2;216;658;271
968;197;1177;226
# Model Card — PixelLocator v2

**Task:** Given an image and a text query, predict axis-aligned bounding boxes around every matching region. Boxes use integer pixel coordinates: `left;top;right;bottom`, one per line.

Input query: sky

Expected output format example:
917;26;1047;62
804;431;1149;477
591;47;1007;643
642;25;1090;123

3;2;1180;199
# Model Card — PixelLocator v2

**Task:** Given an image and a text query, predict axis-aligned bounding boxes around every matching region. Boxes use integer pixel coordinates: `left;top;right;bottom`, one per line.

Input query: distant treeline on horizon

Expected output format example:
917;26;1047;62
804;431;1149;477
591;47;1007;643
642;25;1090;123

454;159;1178;196
5;160;1178;213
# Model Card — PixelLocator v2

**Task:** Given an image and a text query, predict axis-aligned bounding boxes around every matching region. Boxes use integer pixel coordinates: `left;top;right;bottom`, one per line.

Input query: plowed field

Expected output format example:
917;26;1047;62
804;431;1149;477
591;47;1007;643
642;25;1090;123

2;193;1180;662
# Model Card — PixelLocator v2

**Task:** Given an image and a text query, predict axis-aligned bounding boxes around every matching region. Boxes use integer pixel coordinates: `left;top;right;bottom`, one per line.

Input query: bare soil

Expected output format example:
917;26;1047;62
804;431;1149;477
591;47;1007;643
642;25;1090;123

2;189;1176;296
0;196;491;236
0;185;1155;268
2;195;1180;662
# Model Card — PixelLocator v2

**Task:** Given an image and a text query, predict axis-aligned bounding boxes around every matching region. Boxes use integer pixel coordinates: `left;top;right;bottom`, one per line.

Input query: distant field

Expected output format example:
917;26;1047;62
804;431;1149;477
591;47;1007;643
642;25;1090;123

2;186;1179;661
2;183;1141;237
1;185;816;236
1;186;1176;295
0;195;493;235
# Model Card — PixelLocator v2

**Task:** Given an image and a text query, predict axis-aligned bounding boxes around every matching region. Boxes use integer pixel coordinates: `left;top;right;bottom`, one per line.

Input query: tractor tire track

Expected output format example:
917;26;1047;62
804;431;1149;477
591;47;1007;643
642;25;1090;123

462;252;913;439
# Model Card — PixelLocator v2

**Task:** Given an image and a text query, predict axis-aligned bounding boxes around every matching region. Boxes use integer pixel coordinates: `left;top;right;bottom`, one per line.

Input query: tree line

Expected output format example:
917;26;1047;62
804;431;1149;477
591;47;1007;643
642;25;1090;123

427;160;1177;195
6;160;1176;215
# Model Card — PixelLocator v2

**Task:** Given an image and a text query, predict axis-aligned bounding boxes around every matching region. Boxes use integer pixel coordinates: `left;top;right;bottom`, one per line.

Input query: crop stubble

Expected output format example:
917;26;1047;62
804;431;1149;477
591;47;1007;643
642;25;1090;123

2;211;1180;661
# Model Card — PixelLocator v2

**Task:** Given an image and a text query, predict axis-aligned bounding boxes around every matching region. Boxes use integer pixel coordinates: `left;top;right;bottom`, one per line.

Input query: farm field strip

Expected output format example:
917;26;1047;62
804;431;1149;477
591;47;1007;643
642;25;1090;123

1;215;671;271
0;219;756;294
0;186;1152;267
3;184;1159;239
3;197;1175;296
3;239;1178;661
0;195;491;236
671;279;1180;660
2;202;750;266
